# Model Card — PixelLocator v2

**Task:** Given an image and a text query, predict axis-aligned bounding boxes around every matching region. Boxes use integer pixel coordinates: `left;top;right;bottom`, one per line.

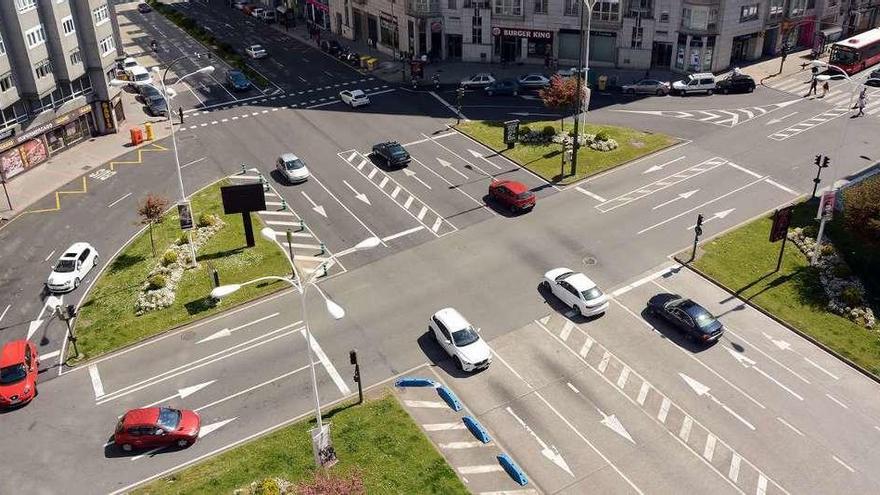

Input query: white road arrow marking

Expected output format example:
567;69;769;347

436;158;469;179
143;380;217;408
508;112;562;117
598;408;635;444
199;417;237;438
679;373;755;430
343;180;371;205
687;208;735;230
403;169;432;189
725;347;803;400
506;406;573;476
467;149;504;170
766;111;798;125
652;189;699;210
761;332;839;380
642;156;686;174
197;313;283;344
301;191;327;218
28;294;63;340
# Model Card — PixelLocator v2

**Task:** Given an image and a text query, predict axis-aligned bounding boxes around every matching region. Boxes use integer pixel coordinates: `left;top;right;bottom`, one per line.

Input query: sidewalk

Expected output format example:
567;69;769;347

730;47;829;85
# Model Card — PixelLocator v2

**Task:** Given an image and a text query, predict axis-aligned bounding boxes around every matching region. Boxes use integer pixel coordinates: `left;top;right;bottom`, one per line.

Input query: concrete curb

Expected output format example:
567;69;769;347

672;256;880;385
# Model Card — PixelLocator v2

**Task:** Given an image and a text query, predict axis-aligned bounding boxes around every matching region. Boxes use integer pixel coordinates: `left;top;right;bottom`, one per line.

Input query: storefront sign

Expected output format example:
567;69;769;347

100;101;116;133
491;27;552;40
0;104;91;153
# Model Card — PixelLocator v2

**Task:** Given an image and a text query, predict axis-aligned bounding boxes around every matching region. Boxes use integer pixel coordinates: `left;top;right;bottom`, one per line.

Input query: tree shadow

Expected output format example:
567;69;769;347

198;247;245;262
184;296;217;316
109;253;146;273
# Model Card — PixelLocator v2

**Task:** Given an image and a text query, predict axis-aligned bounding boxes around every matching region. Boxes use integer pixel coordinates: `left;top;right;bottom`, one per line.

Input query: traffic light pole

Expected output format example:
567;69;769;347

690;214;704;262
811;154;830;199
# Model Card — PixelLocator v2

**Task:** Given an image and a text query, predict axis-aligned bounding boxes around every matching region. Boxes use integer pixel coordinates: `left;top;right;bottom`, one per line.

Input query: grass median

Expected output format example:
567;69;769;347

455;120;678;185
71;179;289;363
131;394;468;495
692;200;880;376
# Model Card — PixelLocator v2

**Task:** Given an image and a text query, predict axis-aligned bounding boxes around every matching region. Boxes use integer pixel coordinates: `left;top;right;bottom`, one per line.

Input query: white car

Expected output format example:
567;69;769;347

47;242;99;293
671;72;716;95
542;268;609;317
339;89;370;107
556;67;587;79
126;65;152;86
460;73;496;88
121;57;140;73
276;153;309;183
429;308;492;372
245;44;267;59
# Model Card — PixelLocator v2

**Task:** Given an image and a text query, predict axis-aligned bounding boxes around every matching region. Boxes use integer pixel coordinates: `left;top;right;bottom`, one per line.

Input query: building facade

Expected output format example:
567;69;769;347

328;0;880;72
0;0;122;183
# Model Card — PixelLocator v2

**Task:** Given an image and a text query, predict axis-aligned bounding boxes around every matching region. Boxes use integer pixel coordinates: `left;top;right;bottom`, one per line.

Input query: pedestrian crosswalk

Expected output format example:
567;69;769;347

613;99;799;127
765;74;880;116
767;107;852;140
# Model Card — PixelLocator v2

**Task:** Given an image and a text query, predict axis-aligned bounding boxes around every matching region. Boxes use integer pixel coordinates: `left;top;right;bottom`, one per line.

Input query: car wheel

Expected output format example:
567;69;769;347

656;89;665;96
748;86;755;93
721;88;728;94
487;90;493;96
177;439;190;448
575;305;583;317
121;443;133;452
707;89;713;96
509;203;518;213
455;356;465;371
626;88;635;95
74;278;80;289
513;90;518;96
541;281;550;289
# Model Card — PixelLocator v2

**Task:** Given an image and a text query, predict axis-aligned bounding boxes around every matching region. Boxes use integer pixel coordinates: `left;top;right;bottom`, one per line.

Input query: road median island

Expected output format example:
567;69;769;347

70;178;289;363
130;393;468;495
684;199;880;378
455;120;679;185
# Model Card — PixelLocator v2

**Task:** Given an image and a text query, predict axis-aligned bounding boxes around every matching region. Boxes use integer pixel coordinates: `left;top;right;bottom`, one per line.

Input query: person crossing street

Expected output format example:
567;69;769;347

856;88;867;117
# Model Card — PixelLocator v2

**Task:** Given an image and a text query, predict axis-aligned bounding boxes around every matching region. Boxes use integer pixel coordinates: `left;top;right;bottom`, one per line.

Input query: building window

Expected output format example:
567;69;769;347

631;26;644;48
564;0;578;16
740;4;758;22
448;0;456;8
0;72;14;92
659;0;669;22
682;6;717;30
379;17;398;48
769;0;784;18
471;14;482;44
788;0;805;17
534;0;547;13
69;48;82;65
34;59;53;79
591;1;620;22
99;36;114;56
16;0;37;12
62;16;76;36
93;4;110;25
0;34;5;55
26;25;48;49
106;67;115;83
494;0;522;15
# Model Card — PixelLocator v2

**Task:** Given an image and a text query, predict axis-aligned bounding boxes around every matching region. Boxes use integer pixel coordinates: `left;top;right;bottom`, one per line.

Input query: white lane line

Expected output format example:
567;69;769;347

379;177;389;189
479;490;539;495
617;366;630;389
403;196;414;209
776;416;804;436
597;351;611;372
180;157;207;169
260;210;296;216
560;320;574;341
637;381;650;405
575;186;607;202
727;162;763;179
89;365;105;398
804;357;839;380
764;178;798;195
107;192;133;208
423;422;466;431
702;434;716;461
391;185;401;198
382;226;425;242
429;91;467;121
678;416;693;442
431;216;443;233
579;337;594;358
440;441;488;449
610;265;677;297
825;393;848;409
305;330;351;395
43;250;56;262
566;382;580;394
757;475;768;495
417;206;428;220
306;172;387;248
265;221;304;228
657;397;671;423
728;453;742;482
724;327;811;384
405;400;451;408
130;446;165;462
832;455;856;473
458;465;504;474
194;365;308;413
40;349;61;360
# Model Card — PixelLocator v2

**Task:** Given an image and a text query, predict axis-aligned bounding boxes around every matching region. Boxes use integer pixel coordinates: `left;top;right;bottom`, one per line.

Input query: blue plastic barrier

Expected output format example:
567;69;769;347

497;453;528;486
436;386;463;411
395;377;437;388
462;416;491;444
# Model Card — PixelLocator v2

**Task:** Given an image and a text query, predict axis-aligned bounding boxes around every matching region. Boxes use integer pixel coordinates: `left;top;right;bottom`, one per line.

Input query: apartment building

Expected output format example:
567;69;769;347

328;0;877;72
0;0;123;183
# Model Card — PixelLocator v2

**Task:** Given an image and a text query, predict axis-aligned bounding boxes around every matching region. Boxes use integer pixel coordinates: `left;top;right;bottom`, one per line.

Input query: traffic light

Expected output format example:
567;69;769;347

695;213;704;237
821;156;830;168
814;154;822;167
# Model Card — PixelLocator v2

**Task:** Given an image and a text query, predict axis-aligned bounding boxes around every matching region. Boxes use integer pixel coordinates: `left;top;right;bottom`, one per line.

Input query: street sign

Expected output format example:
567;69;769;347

817;191;835;221
310;423;338;468
178;201;194;231
769;205;794;242
503;119;520;147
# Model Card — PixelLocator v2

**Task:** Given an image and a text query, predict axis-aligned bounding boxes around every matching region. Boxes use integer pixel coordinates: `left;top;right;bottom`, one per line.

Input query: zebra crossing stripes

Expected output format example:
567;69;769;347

768;107;852;141
337;150;457;237
612;100;798;127
767;75;880;115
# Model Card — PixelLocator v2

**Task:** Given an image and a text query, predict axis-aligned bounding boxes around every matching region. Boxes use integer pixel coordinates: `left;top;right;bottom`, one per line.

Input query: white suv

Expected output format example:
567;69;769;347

47;242;99;293
672;73;716;95
339;89;370;107
429;308;492;372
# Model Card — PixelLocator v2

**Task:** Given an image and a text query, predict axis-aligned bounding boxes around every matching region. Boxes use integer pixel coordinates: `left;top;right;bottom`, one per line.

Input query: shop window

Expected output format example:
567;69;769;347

534;0;547;14
788;0;806;17
0;73;13;92
769;0;784;19
740;4;758;22
379;17;398;48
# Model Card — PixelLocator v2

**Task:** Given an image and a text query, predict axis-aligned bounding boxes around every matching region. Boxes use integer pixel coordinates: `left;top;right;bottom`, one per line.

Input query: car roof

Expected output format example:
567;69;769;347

279;153;299;162
495;180;528;193
62;242;91;256
122;407;160;426
350;89;366;96
250;44;263;48
129;65;148;75
0;340;27;366
566;273;597;291
680;300;712;318
433;307;470;331
123;57;138;64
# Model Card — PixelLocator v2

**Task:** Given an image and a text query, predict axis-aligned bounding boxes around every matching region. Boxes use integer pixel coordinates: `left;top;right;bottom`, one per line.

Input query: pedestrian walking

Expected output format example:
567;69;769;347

805;75;818;97
178;106;184;125
857;88;867;116
821;80;829;98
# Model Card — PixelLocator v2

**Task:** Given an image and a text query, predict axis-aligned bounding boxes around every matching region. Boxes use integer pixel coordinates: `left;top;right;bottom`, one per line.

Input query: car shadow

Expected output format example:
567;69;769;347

639;306;715;353
269;169;290;185
415;331;485;379
367;153;407;173
482;194;530;218
535;282;605;325
103;439;190;459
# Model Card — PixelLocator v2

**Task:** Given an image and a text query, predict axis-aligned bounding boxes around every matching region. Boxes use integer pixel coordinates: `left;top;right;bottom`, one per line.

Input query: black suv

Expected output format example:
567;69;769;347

716;74;756;94
372;141;411;167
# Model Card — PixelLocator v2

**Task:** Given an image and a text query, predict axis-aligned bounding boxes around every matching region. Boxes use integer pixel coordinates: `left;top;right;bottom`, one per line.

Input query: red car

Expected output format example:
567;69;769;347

489;179;536;212
114;407;201;452
0;340;39;408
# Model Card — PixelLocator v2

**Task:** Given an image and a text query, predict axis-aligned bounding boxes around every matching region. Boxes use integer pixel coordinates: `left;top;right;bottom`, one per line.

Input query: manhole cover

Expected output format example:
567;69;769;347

582;256;597;266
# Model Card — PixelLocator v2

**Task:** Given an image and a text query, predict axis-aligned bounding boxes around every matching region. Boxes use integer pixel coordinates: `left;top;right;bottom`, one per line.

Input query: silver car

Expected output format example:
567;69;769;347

276;153;309;184
621;79;670;96
460;73;496;88
517;74;551;89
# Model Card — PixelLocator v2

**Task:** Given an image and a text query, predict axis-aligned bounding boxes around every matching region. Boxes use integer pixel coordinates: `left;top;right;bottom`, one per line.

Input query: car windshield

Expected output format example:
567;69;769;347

134;73;150;81
231;73;246;83
389;146;406;156
451;326;480;347
0;363;27;384
581;287;603;300
156;407;181;429
252;45;263;51
516;191;533;200
54;259;76;273
691;309;717;328
284;159;305;170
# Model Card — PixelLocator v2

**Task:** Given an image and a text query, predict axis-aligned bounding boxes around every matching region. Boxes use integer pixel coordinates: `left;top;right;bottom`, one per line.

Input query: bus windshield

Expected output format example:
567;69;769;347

830;46;859;65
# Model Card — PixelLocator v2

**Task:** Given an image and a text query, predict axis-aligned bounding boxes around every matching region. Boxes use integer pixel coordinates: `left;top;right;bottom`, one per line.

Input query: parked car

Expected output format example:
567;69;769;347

489;179;535;212
460;73;496;88
320;40;343;56
869;68;880;86
47;242;99;293
0;340;39;409
138;84;161;100
259;10;277;22
339;89;370;107
372;141;411;167
121;57;140;73
429;308;491;372
275;153;310;184
716;73;755;93
671;73;716;95
556;67;587;79
126;65;153;86
245;44;267;59
137;3;152;13
226;69;251;91
517;73;551;89
485;79;520;96
646;294;724;344
114;407;201;452
542;268;609;317
145;95;168;117
621;79;670;95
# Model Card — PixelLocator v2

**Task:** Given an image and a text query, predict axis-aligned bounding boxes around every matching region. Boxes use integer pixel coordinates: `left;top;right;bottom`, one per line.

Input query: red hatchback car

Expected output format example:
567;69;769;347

489;179;536;212
114;407;201;452
0;340;39;408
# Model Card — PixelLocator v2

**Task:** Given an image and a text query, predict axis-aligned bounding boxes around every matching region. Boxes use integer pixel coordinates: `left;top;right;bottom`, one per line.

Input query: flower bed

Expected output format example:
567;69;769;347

517;125;619;151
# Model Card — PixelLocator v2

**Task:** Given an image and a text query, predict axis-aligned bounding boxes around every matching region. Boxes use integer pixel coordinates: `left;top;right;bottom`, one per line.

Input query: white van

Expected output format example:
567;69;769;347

127;65;152;86
671;73;717;95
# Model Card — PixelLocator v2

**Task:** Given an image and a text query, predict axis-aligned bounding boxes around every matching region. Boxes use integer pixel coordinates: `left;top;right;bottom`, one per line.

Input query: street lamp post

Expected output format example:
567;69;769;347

571;0;596;176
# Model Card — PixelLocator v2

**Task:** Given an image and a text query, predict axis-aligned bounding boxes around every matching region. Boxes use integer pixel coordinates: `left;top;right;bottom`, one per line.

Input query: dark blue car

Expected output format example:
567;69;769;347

226;70;251;91
647;293;724;344
485;79;520;96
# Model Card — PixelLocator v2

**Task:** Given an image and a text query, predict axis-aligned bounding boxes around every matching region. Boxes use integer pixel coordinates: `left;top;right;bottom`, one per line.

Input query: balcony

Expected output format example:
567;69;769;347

406;0;441;17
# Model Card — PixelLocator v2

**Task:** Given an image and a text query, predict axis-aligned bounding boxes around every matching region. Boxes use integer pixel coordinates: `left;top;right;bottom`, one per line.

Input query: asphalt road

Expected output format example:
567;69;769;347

2;2;880;493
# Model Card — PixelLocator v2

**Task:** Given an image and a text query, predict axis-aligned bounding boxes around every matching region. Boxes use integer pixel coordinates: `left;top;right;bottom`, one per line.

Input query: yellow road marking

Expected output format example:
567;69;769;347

109;142;168;171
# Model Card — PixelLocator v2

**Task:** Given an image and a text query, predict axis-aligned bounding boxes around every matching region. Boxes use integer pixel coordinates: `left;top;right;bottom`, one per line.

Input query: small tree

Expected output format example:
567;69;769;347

539;75;579;131
843;176;880;245
137;193;170;257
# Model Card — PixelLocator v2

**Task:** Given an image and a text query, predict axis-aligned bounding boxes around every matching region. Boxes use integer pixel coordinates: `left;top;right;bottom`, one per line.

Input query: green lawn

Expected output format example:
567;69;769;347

456;120;678;185
71;179;289;362
131;394;468;495
693;200;880;376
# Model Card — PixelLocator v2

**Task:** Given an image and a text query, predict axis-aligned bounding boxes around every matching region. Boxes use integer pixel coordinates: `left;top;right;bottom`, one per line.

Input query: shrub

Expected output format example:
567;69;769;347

147;274;167;291
295;469;365;495
595;130;610;141
176;234;190;245
802;225;818;239
254;478;281;495
197;213;217;228
542;125;556;137
180;17;196;30
833;263;853;278
840;286;862;307
161;250;178;267
820;244;835;256
519;125;532;136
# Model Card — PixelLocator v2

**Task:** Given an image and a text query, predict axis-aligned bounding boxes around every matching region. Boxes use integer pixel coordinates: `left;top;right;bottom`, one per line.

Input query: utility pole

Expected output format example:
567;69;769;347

350;349;363;404
570;3;586;177
455;87;465;125
811;154;830;199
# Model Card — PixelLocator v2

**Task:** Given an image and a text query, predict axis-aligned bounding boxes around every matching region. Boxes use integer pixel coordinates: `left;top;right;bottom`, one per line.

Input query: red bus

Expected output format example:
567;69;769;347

829;27;880;75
